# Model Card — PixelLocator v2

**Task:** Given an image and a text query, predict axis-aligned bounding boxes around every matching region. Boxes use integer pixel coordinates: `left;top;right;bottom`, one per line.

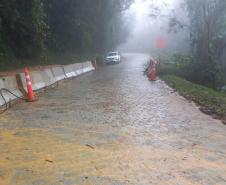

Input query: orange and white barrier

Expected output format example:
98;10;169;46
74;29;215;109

147;59;158;81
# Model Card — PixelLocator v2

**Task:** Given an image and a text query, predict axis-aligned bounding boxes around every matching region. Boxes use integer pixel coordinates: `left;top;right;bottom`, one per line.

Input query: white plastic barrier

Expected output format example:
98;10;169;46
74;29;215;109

0;78;6;106
42;69;57;87
20;71;45;92
0;76;23;105
20;69;56;92
0;61;96;108
52;66;65;81
63;64;77;78
82;61;95;73
73;63;83;76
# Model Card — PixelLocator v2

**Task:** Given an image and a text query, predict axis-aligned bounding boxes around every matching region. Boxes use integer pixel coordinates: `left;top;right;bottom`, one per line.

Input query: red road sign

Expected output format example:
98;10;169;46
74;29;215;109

155;37;166;49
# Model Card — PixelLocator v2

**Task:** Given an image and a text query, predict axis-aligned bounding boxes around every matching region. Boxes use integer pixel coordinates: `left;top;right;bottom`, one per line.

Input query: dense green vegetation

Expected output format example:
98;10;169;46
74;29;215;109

162;75;226;122
163;0;226;89
0;0;133;69
185;0;226;88
153;0;226;121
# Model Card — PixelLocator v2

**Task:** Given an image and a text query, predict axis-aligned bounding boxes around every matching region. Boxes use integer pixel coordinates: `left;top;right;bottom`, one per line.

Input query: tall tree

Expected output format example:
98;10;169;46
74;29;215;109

0;0;133;61
45;0;133;53
185;0;226;87
0;0;47;58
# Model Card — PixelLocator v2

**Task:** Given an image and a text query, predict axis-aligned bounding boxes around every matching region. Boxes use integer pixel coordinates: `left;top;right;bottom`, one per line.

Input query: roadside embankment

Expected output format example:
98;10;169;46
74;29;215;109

0;61;95;111
162;75;226;124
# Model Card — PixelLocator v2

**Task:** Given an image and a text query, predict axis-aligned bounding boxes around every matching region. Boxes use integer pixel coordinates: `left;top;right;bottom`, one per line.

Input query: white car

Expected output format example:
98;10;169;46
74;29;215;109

105;52;121;64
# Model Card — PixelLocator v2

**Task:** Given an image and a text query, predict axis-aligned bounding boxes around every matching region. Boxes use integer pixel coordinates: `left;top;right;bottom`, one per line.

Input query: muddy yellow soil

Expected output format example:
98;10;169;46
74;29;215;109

1;123;226;185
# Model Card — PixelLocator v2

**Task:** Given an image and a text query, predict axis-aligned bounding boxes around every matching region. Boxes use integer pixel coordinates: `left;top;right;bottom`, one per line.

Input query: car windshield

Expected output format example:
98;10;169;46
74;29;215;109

108;52;118;56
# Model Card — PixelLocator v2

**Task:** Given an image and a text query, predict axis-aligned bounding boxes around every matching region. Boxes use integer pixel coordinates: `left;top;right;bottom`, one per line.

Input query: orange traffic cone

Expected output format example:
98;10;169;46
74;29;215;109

146;65;152;80
148;59;157;81
151;64;156;81
25;67;36;102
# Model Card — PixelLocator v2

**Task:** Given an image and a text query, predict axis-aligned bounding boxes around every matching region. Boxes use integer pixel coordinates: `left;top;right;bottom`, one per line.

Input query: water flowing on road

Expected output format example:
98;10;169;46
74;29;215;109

0;54;226;185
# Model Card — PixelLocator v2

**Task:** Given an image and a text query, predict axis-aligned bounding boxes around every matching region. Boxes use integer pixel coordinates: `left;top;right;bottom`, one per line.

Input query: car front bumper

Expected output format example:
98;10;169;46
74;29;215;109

105;59;120;63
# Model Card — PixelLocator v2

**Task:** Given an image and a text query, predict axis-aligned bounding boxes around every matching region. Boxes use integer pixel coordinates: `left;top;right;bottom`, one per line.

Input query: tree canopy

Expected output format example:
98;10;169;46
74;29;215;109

185;0;226;87
0;0;133;61
158;0;226;88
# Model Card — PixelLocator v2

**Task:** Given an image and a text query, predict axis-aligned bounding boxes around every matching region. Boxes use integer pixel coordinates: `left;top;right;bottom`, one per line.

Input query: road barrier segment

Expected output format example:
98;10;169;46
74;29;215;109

0;78;6;106
1;76;23;103
63;64;77;78
83;61;95;73
73;63;84;76
20;71;46;92
52;66;66;81
0;61;95;108
43;69;57;87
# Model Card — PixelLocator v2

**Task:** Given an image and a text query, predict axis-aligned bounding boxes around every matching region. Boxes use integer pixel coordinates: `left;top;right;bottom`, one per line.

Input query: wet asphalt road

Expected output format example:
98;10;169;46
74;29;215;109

0;53;226;185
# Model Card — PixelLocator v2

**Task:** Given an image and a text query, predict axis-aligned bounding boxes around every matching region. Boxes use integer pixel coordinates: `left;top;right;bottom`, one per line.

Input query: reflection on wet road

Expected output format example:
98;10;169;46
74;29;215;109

0;54;226;185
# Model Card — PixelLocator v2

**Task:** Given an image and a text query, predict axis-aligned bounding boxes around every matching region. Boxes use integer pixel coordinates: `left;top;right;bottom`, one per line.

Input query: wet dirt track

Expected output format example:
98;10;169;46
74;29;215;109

0;53;226;185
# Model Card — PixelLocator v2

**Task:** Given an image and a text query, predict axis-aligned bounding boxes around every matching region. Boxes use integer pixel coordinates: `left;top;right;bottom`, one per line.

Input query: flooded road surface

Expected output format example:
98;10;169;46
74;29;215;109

0;53;226;185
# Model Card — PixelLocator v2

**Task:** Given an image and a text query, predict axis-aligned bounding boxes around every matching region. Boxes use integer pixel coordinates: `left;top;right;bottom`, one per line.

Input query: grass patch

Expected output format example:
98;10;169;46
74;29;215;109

162;75;226;122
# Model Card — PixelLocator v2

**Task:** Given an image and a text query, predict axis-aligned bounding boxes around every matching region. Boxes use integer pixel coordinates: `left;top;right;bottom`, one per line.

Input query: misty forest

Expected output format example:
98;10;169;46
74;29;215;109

2;1;226;184
0;0;133;67
0;0;226;89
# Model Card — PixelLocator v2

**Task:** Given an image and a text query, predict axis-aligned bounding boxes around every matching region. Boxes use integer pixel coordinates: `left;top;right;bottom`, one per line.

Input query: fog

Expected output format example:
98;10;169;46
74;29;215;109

118;0;190;55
